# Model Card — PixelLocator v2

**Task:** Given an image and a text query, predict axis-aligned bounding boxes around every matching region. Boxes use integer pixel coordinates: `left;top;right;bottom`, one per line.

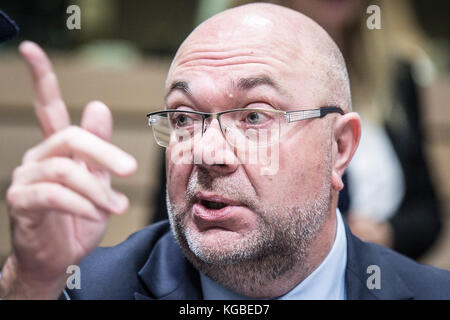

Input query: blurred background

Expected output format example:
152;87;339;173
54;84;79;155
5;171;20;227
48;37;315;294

0;0;448;269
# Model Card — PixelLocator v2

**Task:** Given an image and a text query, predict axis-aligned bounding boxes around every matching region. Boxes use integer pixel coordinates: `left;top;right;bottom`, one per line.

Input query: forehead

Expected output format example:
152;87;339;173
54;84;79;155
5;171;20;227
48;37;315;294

168;40;300;81
168;12;304;82
165;14;329;109
166;51;322;111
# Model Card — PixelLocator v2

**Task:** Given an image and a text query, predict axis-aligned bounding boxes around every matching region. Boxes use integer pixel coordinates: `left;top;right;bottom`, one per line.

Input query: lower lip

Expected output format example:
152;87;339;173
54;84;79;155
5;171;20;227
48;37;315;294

193;202;241;222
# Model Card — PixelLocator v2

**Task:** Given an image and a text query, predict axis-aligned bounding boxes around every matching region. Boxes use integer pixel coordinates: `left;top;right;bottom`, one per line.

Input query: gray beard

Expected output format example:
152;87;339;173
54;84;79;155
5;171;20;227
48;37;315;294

168;197;330;296
166;167;331;297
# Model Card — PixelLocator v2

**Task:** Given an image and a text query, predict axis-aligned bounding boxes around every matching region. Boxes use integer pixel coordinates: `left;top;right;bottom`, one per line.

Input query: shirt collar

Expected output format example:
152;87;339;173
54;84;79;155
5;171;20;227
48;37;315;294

200;209;347;300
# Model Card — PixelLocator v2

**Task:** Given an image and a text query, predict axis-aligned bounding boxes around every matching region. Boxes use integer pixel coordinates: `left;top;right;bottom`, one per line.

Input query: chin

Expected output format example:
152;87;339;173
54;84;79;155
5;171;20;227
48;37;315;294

184;227;259;265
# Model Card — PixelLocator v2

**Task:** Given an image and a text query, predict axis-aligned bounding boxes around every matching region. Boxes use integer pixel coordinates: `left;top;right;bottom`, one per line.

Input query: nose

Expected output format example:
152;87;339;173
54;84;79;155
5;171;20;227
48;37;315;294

193;118;239;176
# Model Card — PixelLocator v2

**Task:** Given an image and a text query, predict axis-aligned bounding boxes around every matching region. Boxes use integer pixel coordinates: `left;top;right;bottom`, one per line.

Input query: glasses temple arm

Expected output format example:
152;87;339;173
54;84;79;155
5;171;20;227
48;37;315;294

319;106;344;117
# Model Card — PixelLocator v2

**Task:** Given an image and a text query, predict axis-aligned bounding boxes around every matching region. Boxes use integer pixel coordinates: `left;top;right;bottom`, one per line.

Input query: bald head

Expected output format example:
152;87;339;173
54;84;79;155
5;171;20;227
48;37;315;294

168;3;351;112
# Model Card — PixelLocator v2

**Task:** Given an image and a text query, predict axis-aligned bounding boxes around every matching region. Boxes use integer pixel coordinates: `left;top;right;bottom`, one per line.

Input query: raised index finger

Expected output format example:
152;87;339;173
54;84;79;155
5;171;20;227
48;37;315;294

19;41;71;138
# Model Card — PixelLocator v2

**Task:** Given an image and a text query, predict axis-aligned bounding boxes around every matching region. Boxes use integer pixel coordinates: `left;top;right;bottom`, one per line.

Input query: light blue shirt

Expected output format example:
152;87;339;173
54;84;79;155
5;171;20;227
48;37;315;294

200;209;347;300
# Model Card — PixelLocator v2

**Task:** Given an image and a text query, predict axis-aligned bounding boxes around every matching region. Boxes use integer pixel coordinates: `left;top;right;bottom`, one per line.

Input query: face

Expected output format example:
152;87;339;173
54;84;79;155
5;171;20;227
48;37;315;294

164;13;338;284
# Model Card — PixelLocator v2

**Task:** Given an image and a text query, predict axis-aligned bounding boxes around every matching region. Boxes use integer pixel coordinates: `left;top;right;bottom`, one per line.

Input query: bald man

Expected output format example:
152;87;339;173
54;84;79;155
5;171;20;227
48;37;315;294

1;3;449;300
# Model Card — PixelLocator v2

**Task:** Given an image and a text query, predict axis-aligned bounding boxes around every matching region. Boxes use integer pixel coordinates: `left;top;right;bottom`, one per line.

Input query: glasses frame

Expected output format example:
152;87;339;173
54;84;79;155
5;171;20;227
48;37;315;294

146;106;344;147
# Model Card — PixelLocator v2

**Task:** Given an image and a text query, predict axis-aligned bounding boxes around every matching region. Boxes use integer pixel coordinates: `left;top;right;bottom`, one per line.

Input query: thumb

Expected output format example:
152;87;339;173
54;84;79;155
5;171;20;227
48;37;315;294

80;101;135;214
80;101;114;184
81;100;113;142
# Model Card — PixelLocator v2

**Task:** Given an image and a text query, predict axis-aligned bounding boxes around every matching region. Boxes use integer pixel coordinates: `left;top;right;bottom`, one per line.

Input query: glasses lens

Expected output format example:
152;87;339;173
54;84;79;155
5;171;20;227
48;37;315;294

149;111;203;147
149;110;281;149
148;113;170;147
220;109;281;149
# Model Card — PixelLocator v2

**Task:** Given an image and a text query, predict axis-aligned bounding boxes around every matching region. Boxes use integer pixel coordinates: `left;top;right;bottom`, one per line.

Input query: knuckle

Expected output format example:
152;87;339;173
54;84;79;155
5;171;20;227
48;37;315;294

21;139;48;164
52;165;70;183
67;125;82;137
6;186;31;215
12;162;37;182
11;165;24;181
46;158;72;182
61;125;82;149
42;185;61;207
6;185;20;205
22;148;35;164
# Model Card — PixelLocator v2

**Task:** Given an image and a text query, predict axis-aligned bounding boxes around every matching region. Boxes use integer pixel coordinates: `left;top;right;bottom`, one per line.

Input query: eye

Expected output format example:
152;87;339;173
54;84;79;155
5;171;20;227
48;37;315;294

246;112;259;124
171;113;194;128
244;111;271;125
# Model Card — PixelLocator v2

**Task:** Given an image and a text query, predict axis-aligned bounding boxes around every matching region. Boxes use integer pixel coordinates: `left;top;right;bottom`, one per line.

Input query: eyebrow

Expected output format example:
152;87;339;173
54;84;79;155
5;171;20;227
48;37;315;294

165;75;280;104
236;76;279;91
165;80;191;101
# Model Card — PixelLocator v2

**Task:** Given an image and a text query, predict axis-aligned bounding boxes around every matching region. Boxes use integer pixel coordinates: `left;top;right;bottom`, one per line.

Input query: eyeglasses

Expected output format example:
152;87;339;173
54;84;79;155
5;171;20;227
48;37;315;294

146;106;343;149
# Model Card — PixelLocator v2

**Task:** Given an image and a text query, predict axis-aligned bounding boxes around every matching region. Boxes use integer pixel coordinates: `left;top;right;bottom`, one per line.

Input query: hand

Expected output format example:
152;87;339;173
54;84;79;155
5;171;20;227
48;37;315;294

0;41;137;299
347;214;393;248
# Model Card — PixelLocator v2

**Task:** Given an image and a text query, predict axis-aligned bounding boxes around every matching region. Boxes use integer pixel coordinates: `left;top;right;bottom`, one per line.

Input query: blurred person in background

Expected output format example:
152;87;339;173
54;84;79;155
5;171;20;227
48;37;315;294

224;0;443;260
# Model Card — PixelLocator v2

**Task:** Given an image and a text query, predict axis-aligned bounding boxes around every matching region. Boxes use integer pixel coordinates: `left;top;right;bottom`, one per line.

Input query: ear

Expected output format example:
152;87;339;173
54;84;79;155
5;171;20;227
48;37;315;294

331;112;361;191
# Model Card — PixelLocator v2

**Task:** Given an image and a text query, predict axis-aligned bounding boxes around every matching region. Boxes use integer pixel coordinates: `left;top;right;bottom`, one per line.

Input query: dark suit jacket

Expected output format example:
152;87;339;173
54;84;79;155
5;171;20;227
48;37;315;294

66;220;450;300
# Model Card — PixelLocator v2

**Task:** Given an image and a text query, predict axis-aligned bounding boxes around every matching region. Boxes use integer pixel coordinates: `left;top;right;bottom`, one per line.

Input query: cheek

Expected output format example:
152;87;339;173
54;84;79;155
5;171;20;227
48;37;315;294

244;136;330;206
284;140;331;199
166;148;193;204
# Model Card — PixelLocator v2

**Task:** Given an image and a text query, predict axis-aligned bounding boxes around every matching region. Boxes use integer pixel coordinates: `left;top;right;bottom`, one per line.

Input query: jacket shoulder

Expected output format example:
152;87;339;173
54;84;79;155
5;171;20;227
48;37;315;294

347;232;450;300
66;220;172;299
378;243;450;299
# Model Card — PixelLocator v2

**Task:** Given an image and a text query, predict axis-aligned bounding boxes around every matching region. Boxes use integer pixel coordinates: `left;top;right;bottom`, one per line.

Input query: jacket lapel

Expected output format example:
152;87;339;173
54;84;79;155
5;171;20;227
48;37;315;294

135;231;203;300
344;222;414;300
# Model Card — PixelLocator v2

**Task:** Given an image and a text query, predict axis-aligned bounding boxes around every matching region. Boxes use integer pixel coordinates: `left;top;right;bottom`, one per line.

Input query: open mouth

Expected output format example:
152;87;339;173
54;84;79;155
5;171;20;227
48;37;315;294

195;192;238;211
193;192;250;225
194;199;235;224
193;192;244;223
200;200;228;210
